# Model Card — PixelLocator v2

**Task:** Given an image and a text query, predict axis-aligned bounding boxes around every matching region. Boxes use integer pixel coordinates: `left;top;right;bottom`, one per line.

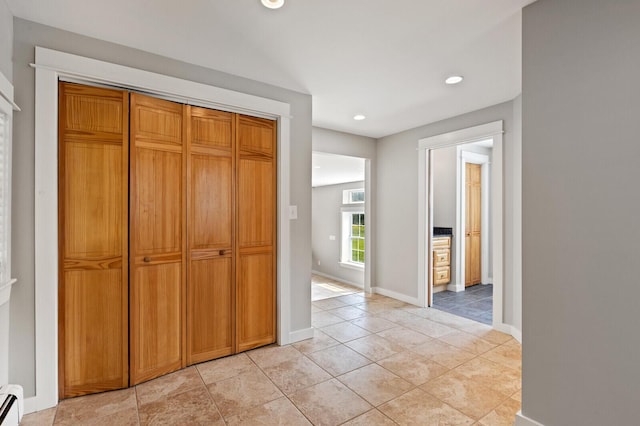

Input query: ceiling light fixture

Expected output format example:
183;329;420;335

261;0;284;9
445;75;464;85
353;114;366;121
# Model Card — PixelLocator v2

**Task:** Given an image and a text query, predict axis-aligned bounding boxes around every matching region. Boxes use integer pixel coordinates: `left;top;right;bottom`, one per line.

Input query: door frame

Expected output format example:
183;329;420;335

457;150;491;291
417;121;504;326
31;47;293;413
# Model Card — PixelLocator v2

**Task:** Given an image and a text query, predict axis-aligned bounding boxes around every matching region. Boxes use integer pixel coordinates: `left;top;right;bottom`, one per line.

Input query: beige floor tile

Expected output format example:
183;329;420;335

400;317;457;338
247;344;302;369
512;389;522;402
350;316;396;333
20;407;57;426
312;305;323;313
345;334;404;361
292;329;340;354
55;388;137;424
458;322;513;345
313;298;348;310
328;305;369;320
378;388;474;425
480;342;522;371
421;370;509;420
58;408;139;426
410;340;477;369
312;311;346;328
207;367;284;417
337;364;413;406
376;326;434;349
289;378;372;425
438;330;497;355
135;366;203;406
354;301;393;314
478;397;521;426
308;344;371;376
423;309;479;329
374;309;421;323
196;352;255;384
137;386;222;425
377;351;448;386
453;357;521;396
262;355;332;394
225;397;311;425
336;293;368;306
342;409;398;425
321;322;371;343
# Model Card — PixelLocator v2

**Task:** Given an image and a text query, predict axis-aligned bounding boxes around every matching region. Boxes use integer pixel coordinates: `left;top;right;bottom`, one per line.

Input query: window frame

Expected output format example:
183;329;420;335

342;188;365;205
340;206;365;270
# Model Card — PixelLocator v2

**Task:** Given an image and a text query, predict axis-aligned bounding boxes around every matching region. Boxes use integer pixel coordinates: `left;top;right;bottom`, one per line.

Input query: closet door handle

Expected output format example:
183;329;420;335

143;257;151;263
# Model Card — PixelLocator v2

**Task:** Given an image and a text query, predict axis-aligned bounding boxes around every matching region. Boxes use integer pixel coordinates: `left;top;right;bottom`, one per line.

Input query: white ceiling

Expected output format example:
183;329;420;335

6;0;535;138
312;152;365;188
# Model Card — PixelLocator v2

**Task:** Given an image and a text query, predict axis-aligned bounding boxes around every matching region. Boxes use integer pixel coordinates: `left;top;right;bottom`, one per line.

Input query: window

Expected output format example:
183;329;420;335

341;207;365;268
0;73;16;289
343;188;365;204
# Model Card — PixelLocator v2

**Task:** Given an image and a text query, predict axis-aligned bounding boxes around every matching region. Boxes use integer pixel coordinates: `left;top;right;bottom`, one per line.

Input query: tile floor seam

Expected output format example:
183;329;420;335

194;362;227;424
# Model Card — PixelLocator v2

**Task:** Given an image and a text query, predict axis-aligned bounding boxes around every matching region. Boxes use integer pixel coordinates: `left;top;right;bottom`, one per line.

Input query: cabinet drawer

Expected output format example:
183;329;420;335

433;266;450;285
433;236;451;248
433;249;450;267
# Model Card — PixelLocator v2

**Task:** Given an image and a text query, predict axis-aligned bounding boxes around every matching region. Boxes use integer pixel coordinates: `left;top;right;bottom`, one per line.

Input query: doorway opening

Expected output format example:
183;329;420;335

310;152;367;303
430;142;494;324
417;121;504;329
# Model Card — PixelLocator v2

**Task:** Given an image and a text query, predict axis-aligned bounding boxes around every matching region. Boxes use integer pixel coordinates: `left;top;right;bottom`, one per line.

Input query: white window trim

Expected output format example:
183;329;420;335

30;47;293;413
340;206;365;270
0;70;18;308
342;188;365;205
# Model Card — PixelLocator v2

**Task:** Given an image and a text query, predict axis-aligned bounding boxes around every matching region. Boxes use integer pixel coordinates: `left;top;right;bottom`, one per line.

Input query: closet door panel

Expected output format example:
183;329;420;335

134;148;183;254
63;269;125;392
132;263;183;382
237;251;274;352
130;93;186;385
58;82;129;398
186;107;235;365
236;115;276;352
187;257;233;363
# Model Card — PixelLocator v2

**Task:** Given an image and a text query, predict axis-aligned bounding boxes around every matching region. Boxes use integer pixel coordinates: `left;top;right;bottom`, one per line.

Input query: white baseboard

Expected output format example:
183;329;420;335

24;395;57;415
288;327;314;344
493;322;522;343
515;411;545;426
447;282;465;292
311;270;364;289
371;287;420;306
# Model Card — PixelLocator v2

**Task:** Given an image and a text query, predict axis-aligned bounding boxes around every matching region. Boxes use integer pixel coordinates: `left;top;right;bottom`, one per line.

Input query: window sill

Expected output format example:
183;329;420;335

339;262;364;271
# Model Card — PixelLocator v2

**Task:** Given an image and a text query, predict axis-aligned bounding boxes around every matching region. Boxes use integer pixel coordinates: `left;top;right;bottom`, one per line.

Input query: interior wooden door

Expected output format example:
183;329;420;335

58;82;129;398
130;93;187;385
186;107;235;364
236;115;277;352
465;163;482;286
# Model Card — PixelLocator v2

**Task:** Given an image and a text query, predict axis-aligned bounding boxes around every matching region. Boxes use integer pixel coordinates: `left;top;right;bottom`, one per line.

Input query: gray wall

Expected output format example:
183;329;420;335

522;1;640;424
376;101;518;325
0;0;11;81
312;181;365;287
10;18;312;397
510;94;522;331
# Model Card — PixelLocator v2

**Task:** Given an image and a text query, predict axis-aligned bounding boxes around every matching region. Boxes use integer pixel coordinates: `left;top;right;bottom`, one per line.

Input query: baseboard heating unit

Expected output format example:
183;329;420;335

0;385;23;425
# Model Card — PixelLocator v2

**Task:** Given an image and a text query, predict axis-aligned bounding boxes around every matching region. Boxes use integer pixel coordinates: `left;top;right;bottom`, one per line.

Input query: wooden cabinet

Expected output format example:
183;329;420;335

433;236;451;286
58;83;277;397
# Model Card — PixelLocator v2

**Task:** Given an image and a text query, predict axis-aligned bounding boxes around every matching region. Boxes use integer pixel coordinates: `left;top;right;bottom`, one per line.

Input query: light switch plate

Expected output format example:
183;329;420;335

289;205;298;219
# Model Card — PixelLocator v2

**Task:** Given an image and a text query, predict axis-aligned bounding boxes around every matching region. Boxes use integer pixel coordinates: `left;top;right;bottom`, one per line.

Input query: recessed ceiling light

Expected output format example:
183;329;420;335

261;0;284;9
445;75;464;85
353;114;366;121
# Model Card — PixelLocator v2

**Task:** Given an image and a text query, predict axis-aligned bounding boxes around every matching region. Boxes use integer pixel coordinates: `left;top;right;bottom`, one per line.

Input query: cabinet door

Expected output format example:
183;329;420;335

186;107;235;364
236;115;276;352
130;93;186;385
58;83;129;398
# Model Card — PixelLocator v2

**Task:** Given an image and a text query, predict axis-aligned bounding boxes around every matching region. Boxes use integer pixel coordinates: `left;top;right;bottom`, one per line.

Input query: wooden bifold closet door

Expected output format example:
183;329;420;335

58;83;129;398
59;82;276;397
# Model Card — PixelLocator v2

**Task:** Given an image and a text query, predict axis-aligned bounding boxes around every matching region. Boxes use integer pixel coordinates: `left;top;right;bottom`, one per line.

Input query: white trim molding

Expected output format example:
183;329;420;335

515;412;546;426
372;286;420;306
288;327;315;343
30;47;293;414
417;121;510;334
311;270;364;289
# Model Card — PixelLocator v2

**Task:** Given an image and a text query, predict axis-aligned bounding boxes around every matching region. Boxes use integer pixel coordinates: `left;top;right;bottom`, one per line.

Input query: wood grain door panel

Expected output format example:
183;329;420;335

130;93;186;385
131;263;183;383
465;163;482;286
237;251;275;352
187;257;234;363
238;158;274;247
58;83;129;398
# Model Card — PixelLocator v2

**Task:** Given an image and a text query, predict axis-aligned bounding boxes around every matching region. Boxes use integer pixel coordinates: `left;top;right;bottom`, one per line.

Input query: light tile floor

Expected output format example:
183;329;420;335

22;277;521;425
